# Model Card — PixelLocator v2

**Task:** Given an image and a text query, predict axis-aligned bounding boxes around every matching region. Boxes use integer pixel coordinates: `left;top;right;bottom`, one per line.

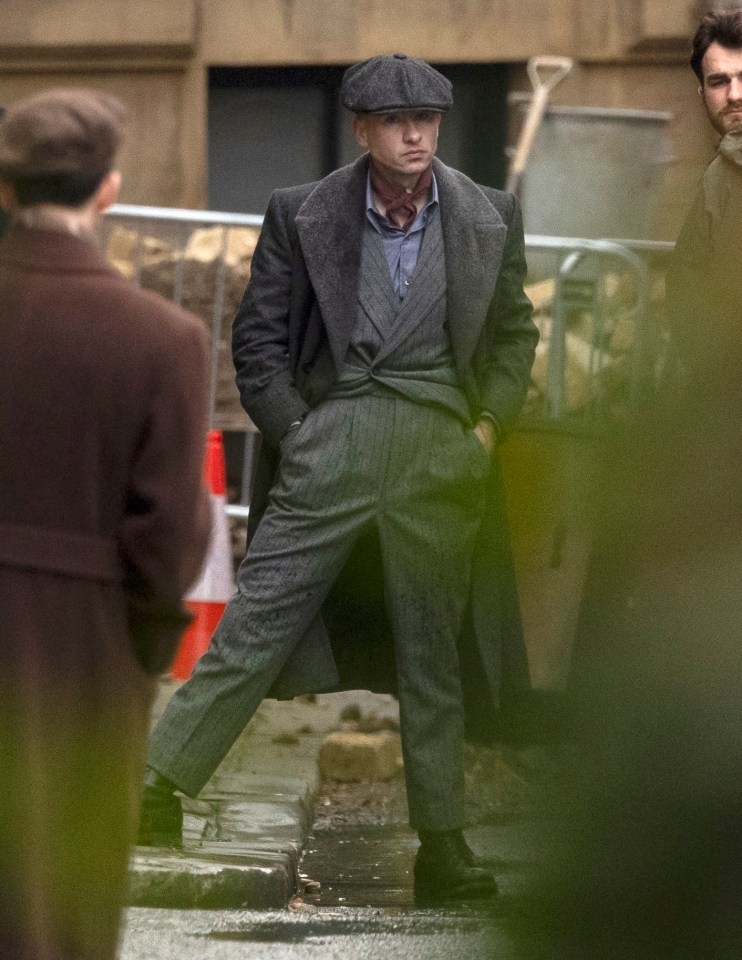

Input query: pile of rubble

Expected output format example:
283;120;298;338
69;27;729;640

103;217;664;431
523;268;665;423
105;222;260;431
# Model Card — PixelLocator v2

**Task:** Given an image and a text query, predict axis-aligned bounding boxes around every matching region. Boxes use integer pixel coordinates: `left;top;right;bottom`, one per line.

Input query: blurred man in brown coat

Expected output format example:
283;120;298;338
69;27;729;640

0;89;211;960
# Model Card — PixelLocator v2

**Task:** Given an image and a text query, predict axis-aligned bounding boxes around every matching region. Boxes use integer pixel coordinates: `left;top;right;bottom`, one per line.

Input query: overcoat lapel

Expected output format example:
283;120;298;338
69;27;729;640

294;154;509;373
434;158;508;365
294;156;368;371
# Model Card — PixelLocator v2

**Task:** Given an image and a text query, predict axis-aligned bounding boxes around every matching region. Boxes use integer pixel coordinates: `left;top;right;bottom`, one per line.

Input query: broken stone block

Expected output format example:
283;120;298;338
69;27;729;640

102;221;260;431
525;277;556;314
318;730;402;782
530;318;618;414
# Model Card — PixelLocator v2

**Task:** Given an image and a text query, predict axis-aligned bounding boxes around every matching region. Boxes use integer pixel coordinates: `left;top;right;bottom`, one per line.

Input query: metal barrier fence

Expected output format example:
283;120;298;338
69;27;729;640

102;203;675;516
102;203;264;434
521;235;674;427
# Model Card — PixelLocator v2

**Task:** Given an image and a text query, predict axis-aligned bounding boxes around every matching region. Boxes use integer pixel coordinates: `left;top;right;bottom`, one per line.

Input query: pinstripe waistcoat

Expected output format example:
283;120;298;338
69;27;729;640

331;203;470;420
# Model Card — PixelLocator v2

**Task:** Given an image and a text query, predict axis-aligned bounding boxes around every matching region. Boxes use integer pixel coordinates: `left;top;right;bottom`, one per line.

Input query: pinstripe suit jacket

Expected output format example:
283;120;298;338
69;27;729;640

232;154;538;740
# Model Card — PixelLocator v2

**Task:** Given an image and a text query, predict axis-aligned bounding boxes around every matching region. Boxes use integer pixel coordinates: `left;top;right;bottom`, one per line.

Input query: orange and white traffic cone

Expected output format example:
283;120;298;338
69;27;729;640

171;429;236;680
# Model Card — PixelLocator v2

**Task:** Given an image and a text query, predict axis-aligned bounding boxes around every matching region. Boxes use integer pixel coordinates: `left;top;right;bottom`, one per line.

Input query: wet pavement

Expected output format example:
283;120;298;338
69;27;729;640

120;905;510;960
119;815;543;959
127;685;403;910
300;823;416;909
298;821;541;910
121;685;560;959
122;825;503;959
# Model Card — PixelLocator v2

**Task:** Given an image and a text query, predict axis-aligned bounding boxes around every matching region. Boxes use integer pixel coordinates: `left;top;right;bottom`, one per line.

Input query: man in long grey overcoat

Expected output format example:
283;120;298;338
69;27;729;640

0;89;211;958
141;54;538;902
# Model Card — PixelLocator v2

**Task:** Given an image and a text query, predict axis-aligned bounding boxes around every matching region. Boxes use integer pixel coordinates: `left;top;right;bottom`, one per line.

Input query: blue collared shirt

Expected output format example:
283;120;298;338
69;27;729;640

365;173;439;300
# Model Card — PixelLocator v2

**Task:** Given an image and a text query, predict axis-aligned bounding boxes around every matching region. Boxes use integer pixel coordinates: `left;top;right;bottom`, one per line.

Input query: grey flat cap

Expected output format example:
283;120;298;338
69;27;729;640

341;54;453;113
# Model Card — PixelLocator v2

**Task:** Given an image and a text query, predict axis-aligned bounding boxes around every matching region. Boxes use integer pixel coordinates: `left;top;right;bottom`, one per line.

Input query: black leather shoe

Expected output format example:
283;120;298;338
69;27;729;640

414;830;498;904
137;769;183;847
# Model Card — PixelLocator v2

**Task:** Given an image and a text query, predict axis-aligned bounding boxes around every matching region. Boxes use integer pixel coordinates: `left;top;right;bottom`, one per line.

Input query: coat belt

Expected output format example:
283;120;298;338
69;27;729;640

0;521;124;582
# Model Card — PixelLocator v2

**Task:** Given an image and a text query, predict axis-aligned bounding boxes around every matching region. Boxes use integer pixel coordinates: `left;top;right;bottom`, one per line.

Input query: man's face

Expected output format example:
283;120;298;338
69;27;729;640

352;110;441;186
699;41;742;136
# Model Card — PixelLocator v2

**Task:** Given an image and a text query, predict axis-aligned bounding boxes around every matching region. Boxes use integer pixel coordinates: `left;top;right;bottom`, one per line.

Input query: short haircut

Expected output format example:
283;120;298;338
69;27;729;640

11;172;108;207
691;9;742;82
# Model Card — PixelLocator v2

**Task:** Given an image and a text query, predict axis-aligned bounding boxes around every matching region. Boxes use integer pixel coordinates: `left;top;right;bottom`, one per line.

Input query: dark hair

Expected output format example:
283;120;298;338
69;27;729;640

691;9;742;82
11;171;107;207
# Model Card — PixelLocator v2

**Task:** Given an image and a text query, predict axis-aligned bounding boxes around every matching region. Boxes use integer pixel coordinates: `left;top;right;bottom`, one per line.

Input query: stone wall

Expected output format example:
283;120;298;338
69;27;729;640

0;0;713;216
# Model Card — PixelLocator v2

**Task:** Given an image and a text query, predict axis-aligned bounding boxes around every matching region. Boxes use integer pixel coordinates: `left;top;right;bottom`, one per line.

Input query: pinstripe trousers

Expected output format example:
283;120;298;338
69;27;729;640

148;392;489;830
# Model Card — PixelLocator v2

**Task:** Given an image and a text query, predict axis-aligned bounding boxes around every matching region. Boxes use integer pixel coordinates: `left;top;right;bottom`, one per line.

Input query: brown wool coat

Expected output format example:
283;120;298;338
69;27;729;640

0;225;211;960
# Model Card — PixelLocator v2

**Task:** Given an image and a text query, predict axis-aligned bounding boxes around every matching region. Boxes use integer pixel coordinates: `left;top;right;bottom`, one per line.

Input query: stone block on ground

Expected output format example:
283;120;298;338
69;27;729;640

319;730;402;782
128;847;293;909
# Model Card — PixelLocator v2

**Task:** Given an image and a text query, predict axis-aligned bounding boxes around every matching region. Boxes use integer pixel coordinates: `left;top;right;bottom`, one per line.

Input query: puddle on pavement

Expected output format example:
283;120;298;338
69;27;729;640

298;822;499;919
299;822;416;910
195;823;509;945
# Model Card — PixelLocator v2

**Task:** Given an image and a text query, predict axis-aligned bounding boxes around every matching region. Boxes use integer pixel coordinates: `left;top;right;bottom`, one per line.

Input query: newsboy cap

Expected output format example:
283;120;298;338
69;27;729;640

341;54;453;114
0;88;126;182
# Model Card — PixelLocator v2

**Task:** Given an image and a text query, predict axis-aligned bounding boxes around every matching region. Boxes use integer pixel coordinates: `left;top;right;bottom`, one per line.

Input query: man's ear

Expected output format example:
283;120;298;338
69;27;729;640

94;169;121;214
352;115;368;150
0;180;17;213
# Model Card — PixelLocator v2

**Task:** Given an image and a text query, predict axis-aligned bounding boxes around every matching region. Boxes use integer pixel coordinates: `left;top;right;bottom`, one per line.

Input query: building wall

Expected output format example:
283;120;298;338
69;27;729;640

0;0;206;207
201;0;574;65
0;0;196;54
0;68;199;206
0;0;718;235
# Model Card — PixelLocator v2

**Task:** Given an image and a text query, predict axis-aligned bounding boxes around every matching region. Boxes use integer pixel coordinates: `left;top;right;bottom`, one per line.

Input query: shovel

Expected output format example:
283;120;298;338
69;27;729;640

506;55;574;195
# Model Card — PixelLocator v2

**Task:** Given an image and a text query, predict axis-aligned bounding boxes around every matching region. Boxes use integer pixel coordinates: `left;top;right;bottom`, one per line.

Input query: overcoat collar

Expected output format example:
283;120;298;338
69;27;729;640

433;157;507;365
0;223;115;276
294;154;508;371
719;129;742;168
